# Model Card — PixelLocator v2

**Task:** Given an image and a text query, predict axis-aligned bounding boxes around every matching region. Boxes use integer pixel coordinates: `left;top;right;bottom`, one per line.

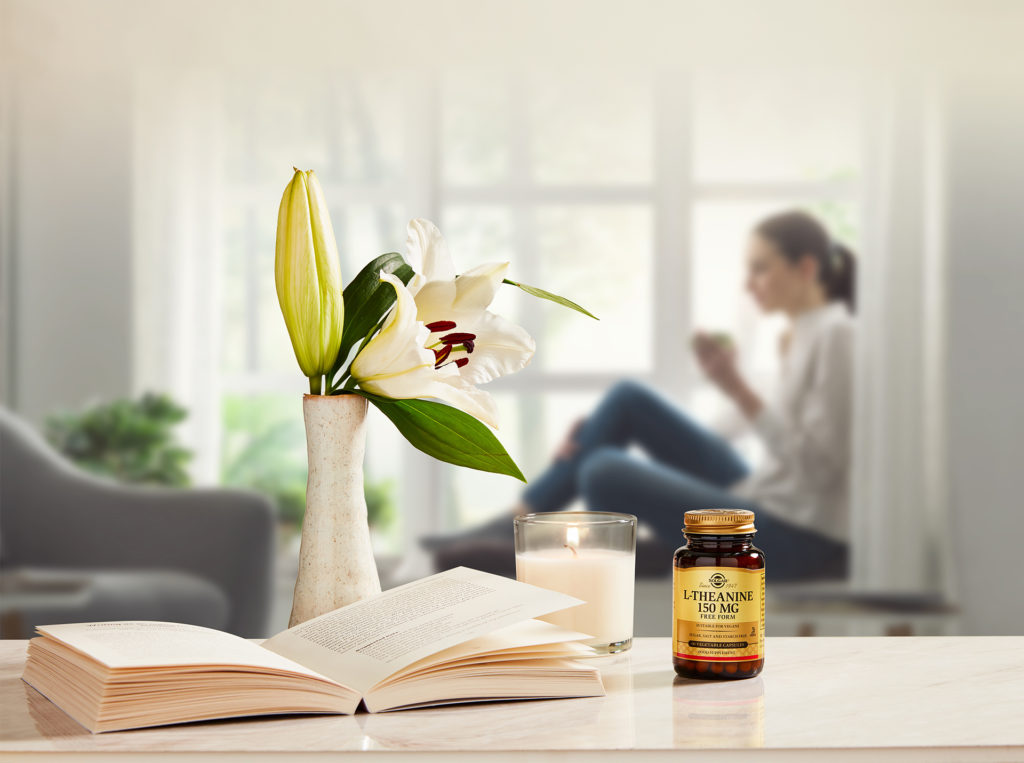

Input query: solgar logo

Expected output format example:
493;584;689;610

708;573;728;588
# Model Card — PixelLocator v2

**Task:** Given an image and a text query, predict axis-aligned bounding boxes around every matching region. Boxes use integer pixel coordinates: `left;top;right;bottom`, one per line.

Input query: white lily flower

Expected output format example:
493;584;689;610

405;219;536;388
350;272;500;427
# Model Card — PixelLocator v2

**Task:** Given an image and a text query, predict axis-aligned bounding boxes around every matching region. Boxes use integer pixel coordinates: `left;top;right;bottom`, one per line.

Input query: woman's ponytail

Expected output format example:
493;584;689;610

754;210;858;313
827;243;856;312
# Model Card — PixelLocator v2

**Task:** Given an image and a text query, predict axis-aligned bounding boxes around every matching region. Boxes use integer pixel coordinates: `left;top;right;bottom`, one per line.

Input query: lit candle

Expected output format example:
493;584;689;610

515;513;636;653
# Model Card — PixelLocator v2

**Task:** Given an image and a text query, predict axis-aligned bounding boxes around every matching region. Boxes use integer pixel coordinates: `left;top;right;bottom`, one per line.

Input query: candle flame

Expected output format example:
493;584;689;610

566;526;580;546
564;525;580;557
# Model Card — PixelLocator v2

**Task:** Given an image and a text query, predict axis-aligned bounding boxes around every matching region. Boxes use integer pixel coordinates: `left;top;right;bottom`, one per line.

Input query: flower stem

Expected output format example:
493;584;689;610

327;371;348;394
309;376;323;395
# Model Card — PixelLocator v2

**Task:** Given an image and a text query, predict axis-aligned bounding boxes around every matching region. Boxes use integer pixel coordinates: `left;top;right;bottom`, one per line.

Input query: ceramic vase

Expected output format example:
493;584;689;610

288;393;381;627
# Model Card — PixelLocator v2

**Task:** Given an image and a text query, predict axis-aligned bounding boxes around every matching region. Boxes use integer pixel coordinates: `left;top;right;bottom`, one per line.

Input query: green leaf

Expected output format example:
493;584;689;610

43;393;193;487
357;392;526;482
331;253;415;379
501;278;598;320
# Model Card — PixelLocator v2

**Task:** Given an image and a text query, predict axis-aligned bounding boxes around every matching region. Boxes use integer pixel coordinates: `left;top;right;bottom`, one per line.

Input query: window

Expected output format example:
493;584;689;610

218;72;412;553
689;69;863;437
216;68;864;556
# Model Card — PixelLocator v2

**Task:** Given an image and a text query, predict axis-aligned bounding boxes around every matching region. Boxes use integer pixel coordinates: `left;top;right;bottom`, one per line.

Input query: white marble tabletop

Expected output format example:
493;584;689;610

1;637;1022;761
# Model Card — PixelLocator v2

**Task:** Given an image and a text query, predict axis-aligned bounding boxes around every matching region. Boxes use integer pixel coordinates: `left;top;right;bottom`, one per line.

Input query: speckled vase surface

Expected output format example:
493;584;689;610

288;393;382;627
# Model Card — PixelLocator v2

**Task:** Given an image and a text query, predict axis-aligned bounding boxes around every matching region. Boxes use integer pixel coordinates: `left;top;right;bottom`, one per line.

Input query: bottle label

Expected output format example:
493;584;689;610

673;567;764;662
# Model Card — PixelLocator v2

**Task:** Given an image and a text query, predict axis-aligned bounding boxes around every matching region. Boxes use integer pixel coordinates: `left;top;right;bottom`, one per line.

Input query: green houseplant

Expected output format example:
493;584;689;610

45;393;193;487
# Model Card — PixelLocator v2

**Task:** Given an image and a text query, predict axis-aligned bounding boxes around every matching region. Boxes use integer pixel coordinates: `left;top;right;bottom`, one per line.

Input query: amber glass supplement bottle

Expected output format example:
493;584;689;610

673;509;765;680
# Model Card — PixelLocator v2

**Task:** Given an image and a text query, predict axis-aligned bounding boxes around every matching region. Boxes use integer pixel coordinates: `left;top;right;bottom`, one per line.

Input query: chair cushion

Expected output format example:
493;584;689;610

433;540;516;578
1;567;230;638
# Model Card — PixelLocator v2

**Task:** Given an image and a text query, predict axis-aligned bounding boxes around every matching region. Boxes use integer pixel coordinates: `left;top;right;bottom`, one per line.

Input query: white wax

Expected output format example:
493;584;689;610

515;547;635;646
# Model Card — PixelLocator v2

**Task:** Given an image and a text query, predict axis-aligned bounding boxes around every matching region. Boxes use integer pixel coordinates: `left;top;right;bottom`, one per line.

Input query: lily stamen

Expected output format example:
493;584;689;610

440;332;476;345
426;320;457;332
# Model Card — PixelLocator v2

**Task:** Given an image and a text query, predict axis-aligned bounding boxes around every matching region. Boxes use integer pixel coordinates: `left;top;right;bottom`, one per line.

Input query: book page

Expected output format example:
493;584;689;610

377;619;595;685
262;567;583;694
35;622;341;684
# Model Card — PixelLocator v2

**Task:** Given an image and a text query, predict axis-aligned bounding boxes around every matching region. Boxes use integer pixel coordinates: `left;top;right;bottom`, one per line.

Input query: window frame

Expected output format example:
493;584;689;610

217;68;866;570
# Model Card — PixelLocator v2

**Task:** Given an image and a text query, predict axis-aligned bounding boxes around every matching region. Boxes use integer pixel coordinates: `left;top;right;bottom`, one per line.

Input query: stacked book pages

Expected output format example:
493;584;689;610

22;567;604;732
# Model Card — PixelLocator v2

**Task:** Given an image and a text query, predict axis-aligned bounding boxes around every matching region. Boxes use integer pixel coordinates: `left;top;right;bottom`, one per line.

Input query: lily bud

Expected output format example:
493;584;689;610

275;169;344;388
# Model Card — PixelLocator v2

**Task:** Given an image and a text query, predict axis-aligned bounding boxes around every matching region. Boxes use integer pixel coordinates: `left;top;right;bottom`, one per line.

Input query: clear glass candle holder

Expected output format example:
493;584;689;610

514;511;637;654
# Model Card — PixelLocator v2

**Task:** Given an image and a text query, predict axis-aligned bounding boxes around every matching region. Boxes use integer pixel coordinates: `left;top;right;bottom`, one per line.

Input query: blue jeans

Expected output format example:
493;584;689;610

522;380;848;581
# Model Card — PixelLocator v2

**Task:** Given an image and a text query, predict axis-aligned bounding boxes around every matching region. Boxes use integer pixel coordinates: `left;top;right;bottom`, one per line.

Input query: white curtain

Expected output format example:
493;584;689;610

850;79;953;595
132;69;225;484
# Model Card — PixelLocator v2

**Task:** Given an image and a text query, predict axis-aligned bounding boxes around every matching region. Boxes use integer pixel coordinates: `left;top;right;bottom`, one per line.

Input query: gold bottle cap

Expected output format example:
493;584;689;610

684;509;757;534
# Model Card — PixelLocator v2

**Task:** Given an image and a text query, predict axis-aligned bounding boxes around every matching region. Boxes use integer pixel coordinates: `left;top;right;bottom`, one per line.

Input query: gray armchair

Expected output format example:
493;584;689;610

0;407;276;638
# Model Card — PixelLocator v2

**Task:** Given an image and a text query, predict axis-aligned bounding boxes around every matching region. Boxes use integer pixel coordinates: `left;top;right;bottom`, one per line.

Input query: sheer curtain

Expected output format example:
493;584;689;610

132;69;225;483
850;80;953;596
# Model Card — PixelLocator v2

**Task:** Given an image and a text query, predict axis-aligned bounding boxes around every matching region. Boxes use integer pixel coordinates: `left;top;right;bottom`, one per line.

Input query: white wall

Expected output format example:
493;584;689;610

4;0;138;419
945;72;1024;635
0;0;16;403
10;66;134;422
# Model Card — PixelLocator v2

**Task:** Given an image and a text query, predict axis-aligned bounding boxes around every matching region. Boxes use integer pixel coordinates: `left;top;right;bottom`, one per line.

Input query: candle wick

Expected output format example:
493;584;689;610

563;543;578;558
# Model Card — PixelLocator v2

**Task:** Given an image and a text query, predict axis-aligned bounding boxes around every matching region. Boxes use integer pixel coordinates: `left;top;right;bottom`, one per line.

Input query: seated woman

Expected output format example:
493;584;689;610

428;210;855;582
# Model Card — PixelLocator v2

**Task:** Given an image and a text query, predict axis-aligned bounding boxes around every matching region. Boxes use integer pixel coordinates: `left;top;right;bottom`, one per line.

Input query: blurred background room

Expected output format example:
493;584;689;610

1;0;1022;638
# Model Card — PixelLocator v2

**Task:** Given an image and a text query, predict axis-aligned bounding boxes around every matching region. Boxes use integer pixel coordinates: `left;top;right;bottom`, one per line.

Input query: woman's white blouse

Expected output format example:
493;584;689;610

732;302;854;544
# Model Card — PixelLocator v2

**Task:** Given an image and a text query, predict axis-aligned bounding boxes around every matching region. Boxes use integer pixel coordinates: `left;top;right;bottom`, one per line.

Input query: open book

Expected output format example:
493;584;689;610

21;567;604;733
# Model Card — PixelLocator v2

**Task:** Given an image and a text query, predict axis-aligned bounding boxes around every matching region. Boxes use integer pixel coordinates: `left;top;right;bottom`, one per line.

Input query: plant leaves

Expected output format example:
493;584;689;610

43;393;193;487
501;278;598;320
356;392;526;482
331;253;416;379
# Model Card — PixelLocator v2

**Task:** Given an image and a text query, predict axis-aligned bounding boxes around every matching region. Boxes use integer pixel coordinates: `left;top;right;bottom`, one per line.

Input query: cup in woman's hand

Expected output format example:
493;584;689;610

692;330;734;360
693;331;741;393
711;331;734;350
